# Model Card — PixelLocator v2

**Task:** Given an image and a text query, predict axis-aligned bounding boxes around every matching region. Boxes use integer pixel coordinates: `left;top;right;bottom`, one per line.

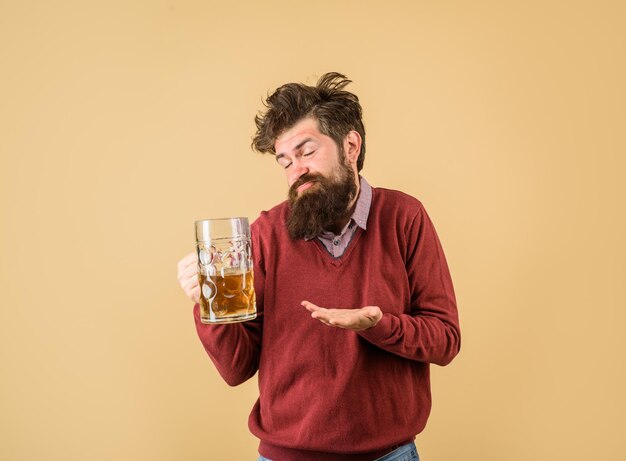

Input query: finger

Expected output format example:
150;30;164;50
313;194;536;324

310;308;330;318
311;315;335;327
181;277;199;293
310;310;325;320
181;281;200;302
178;271;199;289
301;300;321;312
178;252;198;270
310;310;336;325
181;274;199;290
191;286;200;303
328;316;355;329
179;264;199;280
326;310;363;329
178;258;199;276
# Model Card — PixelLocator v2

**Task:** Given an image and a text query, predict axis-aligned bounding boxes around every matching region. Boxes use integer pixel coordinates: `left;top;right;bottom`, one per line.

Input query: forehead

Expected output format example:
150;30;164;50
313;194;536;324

274;118;324;154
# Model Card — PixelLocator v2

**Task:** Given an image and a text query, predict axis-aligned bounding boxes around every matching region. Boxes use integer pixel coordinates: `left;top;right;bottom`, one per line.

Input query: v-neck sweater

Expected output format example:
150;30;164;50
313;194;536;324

194;186;461;461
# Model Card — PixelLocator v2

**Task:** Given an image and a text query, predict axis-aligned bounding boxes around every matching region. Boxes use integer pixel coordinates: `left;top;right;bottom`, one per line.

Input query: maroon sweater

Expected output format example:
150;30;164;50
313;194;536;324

194;187;460;460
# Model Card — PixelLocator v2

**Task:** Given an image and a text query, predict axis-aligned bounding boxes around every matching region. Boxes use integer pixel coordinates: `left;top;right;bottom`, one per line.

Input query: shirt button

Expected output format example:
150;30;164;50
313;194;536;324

333;240;340;246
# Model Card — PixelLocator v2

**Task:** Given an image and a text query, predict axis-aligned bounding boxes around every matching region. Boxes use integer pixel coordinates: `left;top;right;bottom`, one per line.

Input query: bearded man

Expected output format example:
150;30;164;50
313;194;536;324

177;73;461;461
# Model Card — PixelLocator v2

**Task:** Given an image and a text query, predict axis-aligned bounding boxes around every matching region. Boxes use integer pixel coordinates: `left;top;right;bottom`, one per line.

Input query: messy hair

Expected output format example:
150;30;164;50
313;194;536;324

252;72;366;171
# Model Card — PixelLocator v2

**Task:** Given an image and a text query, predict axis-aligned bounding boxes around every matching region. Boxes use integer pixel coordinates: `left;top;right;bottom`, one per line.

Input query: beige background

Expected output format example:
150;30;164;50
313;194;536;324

1;1;625;460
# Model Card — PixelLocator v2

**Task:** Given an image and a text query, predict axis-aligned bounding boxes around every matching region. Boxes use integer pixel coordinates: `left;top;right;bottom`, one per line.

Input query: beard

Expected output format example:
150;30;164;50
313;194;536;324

286;156;358;240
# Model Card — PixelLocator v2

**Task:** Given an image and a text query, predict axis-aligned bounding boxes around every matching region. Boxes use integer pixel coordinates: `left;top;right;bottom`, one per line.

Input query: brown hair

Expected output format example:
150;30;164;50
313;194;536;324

252;72;366;171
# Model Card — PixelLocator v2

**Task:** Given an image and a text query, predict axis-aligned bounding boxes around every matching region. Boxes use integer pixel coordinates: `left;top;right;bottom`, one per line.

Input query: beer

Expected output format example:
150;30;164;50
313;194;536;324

195;217;257;324
198;270;256;323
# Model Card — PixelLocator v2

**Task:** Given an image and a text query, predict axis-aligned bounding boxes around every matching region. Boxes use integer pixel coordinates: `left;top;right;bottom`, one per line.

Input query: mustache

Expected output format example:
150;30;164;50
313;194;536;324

289;174;323;194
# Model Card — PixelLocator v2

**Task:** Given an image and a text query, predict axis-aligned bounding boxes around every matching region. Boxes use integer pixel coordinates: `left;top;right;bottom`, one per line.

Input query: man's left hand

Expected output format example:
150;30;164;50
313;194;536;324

302;301;383;331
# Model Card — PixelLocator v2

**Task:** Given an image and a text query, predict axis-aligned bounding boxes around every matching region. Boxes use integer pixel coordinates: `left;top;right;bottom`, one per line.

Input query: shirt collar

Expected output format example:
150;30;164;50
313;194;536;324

351;175;372;231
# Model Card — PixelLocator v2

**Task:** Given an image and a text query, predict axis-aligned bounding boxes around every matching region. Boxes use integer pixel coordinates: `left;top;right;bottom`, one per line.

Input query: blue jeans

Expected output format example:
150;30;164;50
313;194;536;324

257;441;419;461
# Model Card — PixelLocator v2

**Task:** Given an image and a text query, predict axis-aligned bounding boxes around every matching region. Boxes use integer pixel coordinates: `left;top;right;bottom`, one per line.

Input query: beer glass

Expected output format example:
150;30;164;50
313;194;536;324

195;217;257;324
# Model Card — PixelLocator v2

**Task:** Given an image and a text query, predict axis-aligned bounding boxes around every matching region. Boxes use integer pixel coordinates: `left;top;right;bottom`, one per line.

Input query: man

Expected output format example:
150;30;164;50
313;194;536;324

177;72;461;461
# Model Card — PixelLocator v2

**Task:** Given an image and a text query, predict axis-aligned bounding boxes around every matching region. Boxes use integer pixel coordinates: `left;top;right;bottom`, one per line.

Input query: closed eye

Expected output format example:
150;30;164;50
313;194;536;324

276;154;292;169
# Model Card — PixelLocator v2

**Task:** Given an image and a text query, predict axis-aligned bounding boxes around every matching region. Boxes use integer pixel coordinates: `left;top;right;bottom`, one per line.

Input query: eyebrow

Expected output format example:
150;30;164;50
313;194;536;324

275;137;313;162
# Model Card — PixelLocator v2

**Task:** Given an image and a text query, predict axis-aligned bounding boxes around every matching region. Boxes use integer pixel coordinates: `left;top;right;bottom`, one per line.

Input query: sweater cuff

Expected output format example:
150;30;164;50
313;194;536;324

357;312;395;345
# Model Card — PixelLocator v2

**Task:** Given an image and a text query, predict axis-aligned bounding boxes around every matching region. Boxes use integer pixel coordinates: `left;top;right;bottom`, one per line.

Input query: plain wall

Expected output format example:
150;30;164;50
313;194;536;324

1;1;624;460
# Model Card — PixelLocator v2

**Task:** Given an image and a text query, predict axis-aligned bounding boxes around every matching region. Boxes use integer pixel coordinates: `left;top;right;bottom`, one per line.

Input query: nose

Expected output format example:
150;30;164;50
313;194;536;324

288;158;309;186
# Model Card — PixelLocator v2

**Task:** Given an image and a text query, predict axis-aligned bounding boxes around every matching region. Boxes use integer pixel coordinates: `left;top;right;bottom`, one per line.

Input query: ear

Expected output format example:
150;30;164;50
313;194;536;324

343;130;362;166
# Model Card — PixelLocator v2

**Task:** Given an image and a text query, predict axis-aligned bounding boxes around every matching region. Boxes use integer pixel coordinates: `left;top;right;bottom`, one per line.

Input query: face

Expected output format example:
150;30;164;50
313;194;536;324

274;117;362;239
274;118;361;192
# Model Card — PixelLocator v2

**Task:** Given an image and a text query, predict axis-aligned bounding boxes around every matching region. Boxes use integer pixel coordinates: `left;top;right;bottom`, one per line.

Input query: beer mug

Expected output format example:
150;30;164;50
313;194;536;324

195;217;257;324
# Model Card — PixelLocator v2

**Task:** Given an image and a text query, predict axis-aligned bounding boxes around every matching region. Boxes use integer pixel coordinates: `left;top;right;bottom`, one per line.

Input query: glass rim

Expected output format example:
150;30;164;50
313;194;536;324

194;217;248;225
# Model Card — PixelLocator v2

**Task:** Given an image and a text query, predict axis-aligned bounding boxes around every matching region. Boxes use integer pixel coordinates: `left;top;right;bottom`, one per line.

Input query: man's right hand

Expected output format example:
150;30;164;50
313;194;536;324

177;251;200;303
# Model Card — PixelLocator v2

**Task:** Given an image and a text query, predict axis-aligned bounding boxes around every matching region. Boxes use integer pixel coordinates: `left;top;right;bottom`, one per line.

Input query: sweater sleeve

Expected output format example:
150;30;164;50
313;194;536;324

193;303;263;386
357;205;461;366
193;233;265;386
